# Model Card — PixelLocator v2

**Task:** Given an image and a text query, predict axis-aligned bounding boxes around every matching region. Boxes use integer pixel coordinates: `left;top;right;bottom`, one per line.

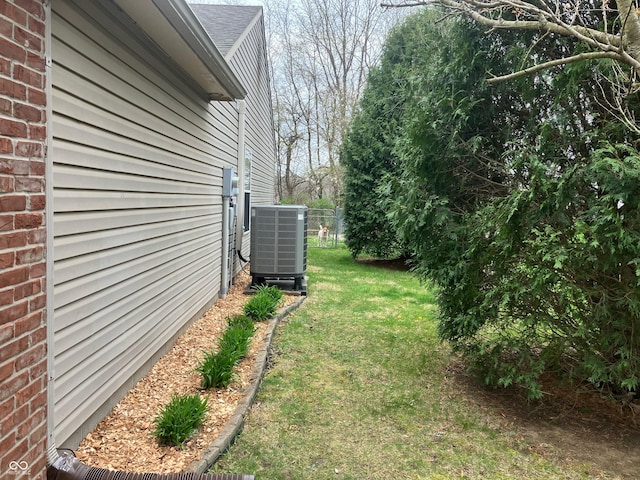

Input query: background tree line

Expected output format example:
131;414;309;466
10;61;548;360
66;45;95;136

342;7;640;401
265;0;403;206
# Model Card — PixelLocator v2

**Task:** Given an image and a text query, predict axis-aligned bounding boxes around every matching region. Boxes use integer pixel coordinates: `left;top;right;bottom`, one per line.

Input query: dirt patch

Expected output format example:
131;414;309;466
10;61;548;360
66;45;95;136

356;256;412;271
74;271;296;474
447;359;640;479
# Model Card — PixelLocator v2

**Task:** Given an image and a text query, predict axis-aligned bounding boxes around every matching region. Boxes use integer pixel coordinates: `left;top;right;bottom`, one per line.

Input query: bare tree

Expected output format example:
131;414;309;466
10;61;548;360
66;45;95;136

267;0;403;204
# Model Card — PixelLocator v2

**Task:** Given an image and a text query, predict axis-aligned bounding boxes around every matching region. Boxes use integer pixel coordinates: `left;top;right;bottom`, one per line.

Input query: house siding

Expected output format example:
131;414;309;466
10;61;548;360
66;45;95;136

230;14;275;206
0;0;49;478
224;11;276;260
51;0;239;448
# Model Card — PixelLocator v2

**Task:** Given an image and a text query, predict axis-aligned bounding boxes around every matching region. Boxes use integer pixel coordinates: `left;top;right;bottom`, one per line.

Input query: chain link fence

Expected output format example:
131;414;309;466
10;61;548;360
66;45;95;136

307;208;343;248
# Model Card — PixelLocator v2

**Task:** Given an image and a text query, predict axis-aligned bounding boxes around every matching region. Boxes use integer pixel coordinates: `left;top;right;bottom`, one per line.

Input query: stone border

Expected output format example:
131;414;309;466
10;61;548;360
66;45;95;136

187;296;307;474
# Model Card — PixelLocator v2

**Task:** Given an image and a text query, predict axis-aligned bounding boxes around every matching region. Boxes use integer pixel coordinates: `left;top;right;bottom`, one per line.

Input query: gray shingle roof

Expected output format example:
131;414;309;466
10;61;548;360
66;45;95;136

189;3;262;58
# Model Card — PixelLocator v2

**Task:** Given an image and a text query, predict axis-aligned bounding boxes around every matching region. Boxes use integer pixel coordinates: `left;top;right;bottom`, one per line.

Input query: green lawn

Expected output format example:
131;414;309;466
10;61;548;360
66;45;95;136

210;246;620;480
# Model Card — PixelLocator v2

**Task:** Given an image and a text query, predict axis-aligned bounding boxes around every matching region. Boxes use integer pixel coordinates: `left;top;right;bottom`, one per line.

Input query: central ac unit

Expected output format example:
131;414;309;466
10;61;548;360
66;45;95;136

250;205;307;292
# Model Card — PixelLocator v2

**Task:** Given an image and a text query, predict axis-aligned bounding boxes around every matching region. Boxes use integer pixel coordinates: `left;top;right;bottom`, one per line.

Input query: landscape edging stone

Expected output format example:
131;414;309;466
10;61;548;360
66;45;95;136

188;296;307;474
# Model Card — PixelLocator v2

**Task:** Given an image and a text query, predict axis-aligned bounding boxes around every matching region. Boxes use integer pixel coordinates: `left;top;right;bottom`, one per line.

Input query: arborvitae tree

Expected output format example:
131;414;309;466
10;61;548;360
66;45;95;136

341;11;437;258
386;14;640;398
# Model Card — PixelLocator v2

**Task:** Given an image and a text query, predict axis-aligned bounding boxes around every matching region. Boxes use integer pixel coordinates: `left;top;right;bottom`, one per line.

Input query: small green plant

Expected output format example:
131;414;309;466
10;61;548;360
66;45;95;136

195;347;238;389
256;285;284;304
196;315;256;389
243;286;283;321
228;313;255;330
219;315;255;358
153;393;208;447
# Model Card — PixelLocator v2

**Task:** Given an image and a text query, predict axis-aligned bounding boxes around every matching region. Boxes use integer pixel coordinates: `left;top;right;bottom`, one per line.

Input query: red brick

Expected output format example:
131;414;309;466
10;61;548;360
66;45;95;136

0;137;13;153
29;161;44;176
29;261;45;278
14;103;41;123
0;77;27;99
0;251;14;269
13;64;43;89
0;337;29;365
0;265;29;289
0;215;14;231
0;370;28;401
15;140;42;157
28;124;45;140
13;279;40;300
15;375;44;405
0;1;28;24
28;456;47;480
0;410;18;437
26;53;45;72
0;176;15;192
0;359;14;383
27;87;45;106
29;294;45;312
0;437;16;474
0;322;14;342
15;0;44;19
14;25;42;52
0;57;10;75
0;194;27;211
29;359;46;383
0;118;27;137
0;158;30;175
14;311;40;336
28;418;47;444
2;438;28;472
0;98;12;115
0;231;28;249
15;212;41;229
0;36;26;62
16;247;43;265
16;176;43;193
28;319;45;339
28;193;45;210
0;16;13;37
0;288;12;306
17;407;44;439
27;227;45;244
27;15;45;38
0;300;28;323
0;397;14;421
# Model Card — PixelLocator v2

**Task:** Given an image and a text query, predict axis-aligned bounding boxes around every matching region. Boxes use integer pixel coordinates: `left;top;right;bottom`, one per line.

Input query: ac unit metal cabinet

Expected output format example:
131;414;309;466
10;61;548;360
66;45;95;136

250;205;307;291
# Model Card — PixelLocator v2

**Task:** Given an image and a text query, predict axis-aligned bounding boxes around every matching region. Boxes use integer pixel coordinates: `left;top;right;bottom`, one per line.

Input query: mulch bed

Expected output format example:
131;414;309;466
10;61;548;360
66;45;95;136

75;271;293;473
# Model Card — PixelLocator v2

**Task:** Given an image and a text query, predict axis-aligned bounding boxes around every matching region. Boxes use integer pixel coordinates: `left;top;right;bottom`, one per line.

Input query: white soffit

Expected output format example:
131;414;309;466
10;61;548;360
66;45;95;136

113;0;246;101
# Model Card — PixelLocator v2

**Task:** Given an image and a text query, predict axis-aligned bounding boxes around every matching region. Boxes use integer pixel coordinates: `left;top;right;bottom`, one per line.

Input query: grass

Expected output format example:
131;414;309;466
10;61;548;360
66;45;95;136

209;246;615;479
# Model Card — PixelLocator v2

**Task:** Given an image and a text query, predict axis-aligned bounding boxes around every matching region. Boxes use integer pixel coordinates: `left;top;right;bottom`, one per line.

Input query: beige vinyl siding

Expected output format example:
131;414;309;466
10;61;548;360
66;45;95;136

52;0;238;448
230;15;275;206
225;13;276;260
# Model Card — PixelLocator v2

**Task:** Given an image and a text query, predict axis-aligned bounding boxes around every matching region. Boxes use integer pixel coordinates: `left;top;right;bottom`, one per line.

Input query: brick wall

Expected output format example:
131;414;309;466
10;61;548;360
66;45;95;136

0;1;48;479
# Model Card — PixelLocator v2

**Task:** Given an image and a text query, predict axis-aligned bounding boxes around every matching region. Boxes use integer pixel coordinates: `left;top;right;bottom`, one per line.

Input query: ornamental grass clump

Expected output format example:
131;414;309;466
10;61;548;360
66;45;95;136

243;285;284;321
153;393;209;447
195;315;256;389
195;347;238;389
219;315;255;358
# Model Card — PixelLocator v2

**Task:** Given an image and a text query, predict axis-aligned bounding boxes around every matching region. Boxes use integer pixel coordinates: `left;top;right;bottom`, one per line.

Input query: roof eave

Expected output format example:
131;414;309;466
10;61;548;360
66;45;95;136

113;0;247;101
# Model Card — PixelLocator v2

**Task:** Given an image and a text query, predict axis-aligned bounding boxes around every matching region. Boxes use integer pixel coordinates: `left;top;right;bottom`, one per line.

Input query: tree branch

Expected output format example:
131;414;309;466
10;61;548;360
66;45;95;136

380;0;640;72
486;51;624;84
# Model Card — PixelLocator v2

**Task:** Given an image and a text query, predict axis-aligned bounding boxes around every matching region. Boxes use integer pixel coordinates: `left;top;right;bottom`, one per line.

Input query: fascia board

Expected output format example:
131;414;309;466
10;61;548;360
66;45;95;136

113;0;247;101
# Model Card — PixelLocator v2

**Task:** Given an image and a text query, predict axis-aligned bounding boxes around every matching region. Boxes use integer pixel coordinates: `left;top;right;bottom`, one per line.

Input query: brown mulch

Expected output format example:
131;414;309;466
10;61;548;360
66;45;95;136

75;271;295;474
